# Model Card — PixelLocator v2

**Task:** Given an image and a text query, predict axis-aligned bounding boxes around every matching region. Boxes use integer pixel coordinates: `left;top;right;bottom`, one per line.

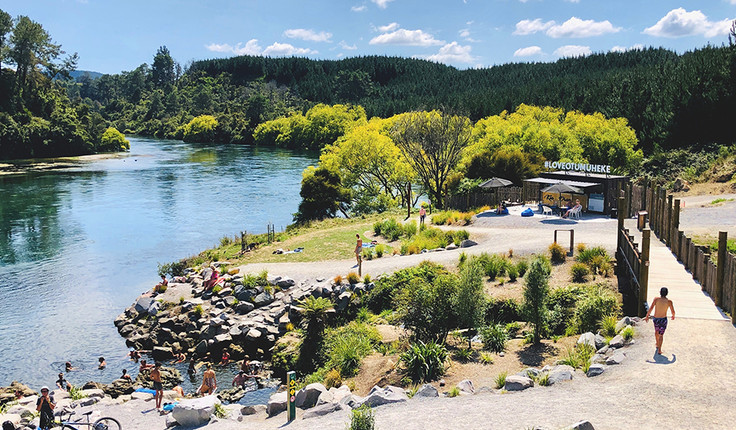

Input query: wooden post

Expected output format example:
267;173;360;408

407;183;412;220
240;230;247;253
570;229;575;256
640;229;651;317
701;252;710;291
716;231;727;308
358;258;362;278
617;196;625;252
672;199;681;252
626;182;633;217
665;195;673;246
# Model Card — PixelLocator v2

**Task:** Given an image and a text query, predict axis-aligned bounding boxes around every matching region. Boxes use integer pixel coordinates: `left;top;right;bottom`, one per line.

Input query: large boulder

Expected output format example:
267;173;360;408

547;365;574;385
360;385;408;407
504;375;533;391
134;297;155;314
586;364;605;377
172;395;219;427
564;420;596;430
615;316;632;333
608;335;625;349
295;383;328;409
594;334;607;350
606;351;626;365
577;332;596;348
276;277;296;289
457;379;474;394
253;292;275;308
267;391;288;416
152;346;174;361
413;384;438;398
459;239;477;248
235;301;255;315
233;286;257;302
303;402;342;419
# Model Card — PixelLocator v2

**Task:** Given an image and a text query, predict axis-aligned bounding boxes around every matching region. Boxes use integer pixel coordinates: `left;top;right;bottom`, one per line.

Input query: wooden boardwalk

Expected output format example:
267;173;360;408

627;220;729;320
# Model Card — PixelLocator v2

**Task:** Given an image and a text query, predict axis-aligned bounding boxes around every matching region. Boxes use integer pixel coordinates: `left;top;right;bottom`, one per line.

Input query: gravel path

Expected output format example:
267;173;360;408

236;208;620;282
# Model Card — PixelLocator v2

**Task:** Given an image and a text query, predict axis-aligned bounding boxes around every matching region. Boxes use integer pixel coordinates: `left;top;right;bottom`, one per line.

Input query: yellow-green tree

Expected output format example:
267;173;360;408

320;118;414;212
391;110;472;208
98;127;130;152
182;115;218;142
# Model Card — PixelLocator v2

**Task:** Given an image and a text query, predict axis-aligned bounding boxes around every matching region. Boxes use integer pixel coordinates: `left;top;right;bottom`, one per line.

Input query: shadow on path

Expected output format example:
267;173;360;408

646;353;676;365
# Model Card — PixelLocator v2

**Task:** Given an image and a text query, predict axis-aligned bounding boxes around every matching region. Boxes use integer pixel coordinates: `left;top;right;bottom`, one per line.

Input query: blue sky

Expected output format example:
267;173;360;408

2;0;735;74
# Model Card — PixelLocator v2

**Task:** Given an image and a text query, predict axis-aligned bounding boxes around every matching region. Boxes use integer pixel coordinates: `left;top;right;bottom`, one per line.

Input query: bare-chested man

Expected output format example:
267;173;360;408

645;286;676;355
151;362;164;411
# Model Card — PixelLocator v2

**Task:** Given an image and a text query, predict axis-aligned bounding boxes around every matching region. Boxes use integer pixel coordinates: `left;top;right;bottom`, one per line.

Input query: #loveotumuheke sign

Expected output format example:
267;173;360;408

545;161;611;174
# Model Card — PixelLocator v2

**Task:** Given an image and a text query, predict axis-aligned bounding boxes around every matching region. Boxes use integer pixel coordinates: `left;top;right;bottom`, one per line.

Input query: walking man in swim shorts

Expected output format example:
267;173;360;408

645;286;676;355
355;234;363;265
151;362;164;411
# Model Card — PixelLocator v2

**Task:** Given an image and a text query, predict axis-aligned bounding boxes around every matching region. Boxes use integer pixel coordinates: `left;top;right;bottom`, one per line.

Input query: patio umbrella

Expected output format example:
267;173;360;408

479;177;513;188
541;182;583;207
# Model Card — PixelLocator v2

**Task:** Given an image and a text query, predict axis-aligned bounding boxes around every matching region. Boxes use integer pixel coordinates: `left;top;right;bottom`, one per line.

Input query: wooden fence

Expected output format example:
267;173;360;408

616;195;650;317
621;182;736;323
445;183;542;211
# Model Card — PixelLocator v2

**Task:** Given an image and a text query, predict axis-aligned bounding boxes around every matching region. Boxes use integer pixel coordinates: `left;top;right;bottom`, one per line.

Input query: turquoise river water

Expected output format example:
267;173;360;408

0;137;316;396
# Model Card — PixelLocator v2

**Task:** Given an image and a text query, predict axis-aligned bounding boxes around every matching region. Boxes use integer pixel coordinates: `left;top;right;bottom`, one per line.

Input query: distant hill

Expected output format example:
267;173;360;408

70;70;103;80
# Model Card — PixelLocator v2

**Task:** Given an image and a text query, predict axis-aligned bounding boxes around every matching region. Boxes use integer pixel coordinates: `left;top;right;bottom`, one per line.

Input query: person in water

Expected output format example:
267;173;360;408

98;357;106;369
645;286;676;355
65;361;74;372
197;364;217;396
120;369;131;381
55;373;71;391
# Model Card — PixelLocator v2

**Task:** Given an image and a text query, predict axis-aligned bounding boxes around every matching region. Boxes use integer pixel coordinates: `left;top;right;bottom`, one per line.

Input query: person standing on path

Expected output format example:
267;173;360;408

354;234;363;265
419;206;426;226
36;386;55;430
151;362;164;411
645;286;676;355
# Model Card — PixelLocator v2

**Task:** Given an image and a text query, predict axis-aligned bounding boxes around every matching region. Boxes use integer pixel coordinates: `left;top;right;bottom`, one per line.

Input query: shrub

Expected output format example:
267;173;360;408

571;286;620;334
559;343;595;371
99;127;130;151
213;403;228;419
458;252;467;266
484;298;522;324
479;351;494;365
589;255;608;275
576;243;587;254
537;373;551;386
347;272;360;284
349;405;375;430
494;371;507;389
324;322;381;377
363;249;373;260
577;246;608;265
396;272;459;343
183;115;218;142
69;385;87;401
454;347;474;362
447;386;460;397
480;324;508;353
157;261;186;278
474;253;509;280
374;244;384;258
323;368;342;389
505;322;522;338
399;341;448;383
516;260;529;277
600;315;618;337
404;220;418;237
193;305;203;316
549;242;566;264
334;275;343;285
507;265;519;282
363;274;372;284
621;325;635;341
570;263;590;283
376;218;403;241
364;262;448;313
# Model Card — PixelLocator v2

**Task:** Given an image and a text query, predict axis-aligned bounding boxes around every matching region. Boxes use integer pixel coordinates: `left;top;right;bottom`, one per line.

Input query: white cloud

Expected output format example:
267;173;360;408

514;46;543;57
565;0;580;3
611;44;644;53
643;8;733;38
351;5;367;12
205;39;262;55
339;40;358;50
459;29;470;38
377;22;400;32
370;28;444;46
554;45;592;57
514;18;555;35
263;42;318;56
372;0;394;9
425;42;475;64
284;29;332;42
546;17;621;38
515;17;621;38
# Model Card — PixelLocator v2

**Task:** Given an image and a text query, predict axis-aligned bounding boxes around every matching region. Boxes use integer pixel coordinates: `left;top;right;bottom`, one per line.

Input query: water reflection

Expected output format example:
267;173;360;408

0;137;316;390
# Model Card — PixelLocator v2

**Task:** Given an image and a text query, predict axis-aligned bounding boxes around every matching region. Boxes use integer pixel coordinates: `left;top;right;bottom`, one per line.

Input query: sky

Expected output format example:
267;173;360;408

1;0;735;74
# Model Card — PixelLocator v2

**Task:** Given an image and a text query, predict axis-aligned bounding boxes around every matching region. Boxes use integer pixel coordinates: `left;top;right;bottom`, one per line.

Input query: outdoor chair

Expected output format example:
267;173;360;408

542;206;553;216
570;206;582;220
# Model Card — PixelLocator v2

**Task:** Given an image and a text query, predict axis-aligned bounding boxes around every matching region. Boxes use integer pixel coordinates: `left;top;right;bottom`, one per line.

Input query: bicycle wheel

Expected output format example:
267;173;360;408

92;417;122;430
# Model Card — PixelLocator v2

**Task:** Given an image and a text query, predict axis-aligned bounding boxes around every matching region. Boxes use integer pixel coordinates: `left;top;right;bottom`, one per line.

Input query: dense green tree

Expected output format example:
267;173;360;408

396;272;458;343
454;258;486;349
0;9;12;72
151;45;176;89
391;111;472;208
182;114;218;142
7;15;60;97
294;166;351;223
523;257;551;344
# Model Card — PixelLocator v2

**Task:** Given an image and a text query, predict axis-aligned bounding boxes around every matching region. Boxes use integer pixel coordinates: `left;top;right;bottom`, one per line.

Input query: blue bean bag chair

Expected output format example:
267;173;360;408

521;208;534;217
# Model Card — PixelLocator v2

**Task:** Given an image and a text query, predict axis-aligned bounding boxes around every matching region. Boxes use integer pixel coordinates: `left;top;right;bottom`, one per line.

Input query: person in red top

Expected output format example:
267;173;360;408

419;206;427;226
220;348;230;365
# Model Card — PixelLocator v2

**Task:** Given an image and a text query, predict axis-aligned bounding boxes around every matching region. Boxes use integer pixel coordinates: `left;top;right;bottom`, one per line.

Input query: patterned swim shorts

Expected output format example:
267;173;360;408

652;317;667;335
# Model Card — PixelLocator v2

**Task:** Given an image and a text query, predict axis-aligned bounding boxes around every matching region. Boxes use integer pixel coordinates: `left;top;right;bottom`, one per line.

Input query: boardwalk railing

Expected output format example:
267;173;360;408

621;182;736;323
616;196;650;317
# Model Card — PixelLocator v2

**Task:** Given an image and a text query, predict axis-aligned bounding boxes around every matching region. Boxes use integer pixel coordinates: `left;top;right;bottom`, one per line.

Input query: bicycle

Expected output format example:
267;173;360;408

57;410;122;430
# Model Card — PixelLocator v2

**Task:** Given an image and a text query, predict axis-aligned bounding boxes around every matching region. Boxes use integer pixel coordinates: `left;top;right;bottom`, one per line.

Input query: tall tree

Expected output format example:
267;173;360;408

0;9;12;72
391;110;471;208
523;257;551;344
7;15;60;97
454;258;486;349
151;45;175;89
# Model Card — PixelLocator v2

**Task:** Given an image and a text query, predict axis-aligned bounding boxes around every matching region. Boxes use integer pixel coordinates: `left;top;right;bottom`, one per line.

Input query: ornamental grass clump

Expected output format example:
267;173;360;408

399;341;448;383
494;371;507;389
570;263;590;283
480;324;508;353
549;242;566;264
349;405;375;430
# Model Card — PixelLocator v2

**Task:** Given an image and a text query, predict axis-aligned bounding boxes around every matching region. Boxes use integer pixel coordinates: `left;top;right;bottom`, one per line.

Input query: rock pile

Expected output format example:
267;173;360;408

114;267;375;365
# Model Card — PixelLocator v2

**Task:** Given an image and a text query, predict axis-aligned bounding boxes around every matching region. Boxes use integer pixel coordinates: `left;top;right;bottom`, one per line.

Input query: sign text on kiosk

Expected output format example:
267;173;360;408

545;161;611;174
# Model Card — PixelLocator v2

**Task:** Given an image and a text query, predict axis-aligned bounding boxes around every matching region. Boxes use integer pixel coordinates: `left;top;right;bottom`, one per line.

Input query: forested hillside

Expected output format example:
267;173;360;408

188;46;736;153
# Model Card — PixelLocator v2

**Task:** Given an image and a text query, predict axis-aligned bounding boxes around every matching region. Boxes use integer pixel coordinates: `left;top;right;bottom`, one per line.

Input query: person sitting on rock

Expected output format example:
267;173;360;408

139;359;154;373
153;275;168;295
203;267;220;291
220;349;230;365
172;385;185;398
120;369;132;381
197;364;217;396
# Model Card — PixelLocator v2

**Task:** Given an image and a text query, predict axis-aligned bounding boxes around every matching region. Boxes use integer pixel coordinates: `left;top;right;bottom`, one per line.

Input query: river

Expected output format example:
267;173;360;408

0;137;316;393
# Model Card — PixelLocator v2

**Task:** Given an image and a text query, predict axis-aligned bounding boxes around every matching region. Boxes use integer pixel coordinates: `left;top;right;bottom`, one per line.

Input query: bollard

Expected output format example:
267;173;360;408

287;371;297;422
